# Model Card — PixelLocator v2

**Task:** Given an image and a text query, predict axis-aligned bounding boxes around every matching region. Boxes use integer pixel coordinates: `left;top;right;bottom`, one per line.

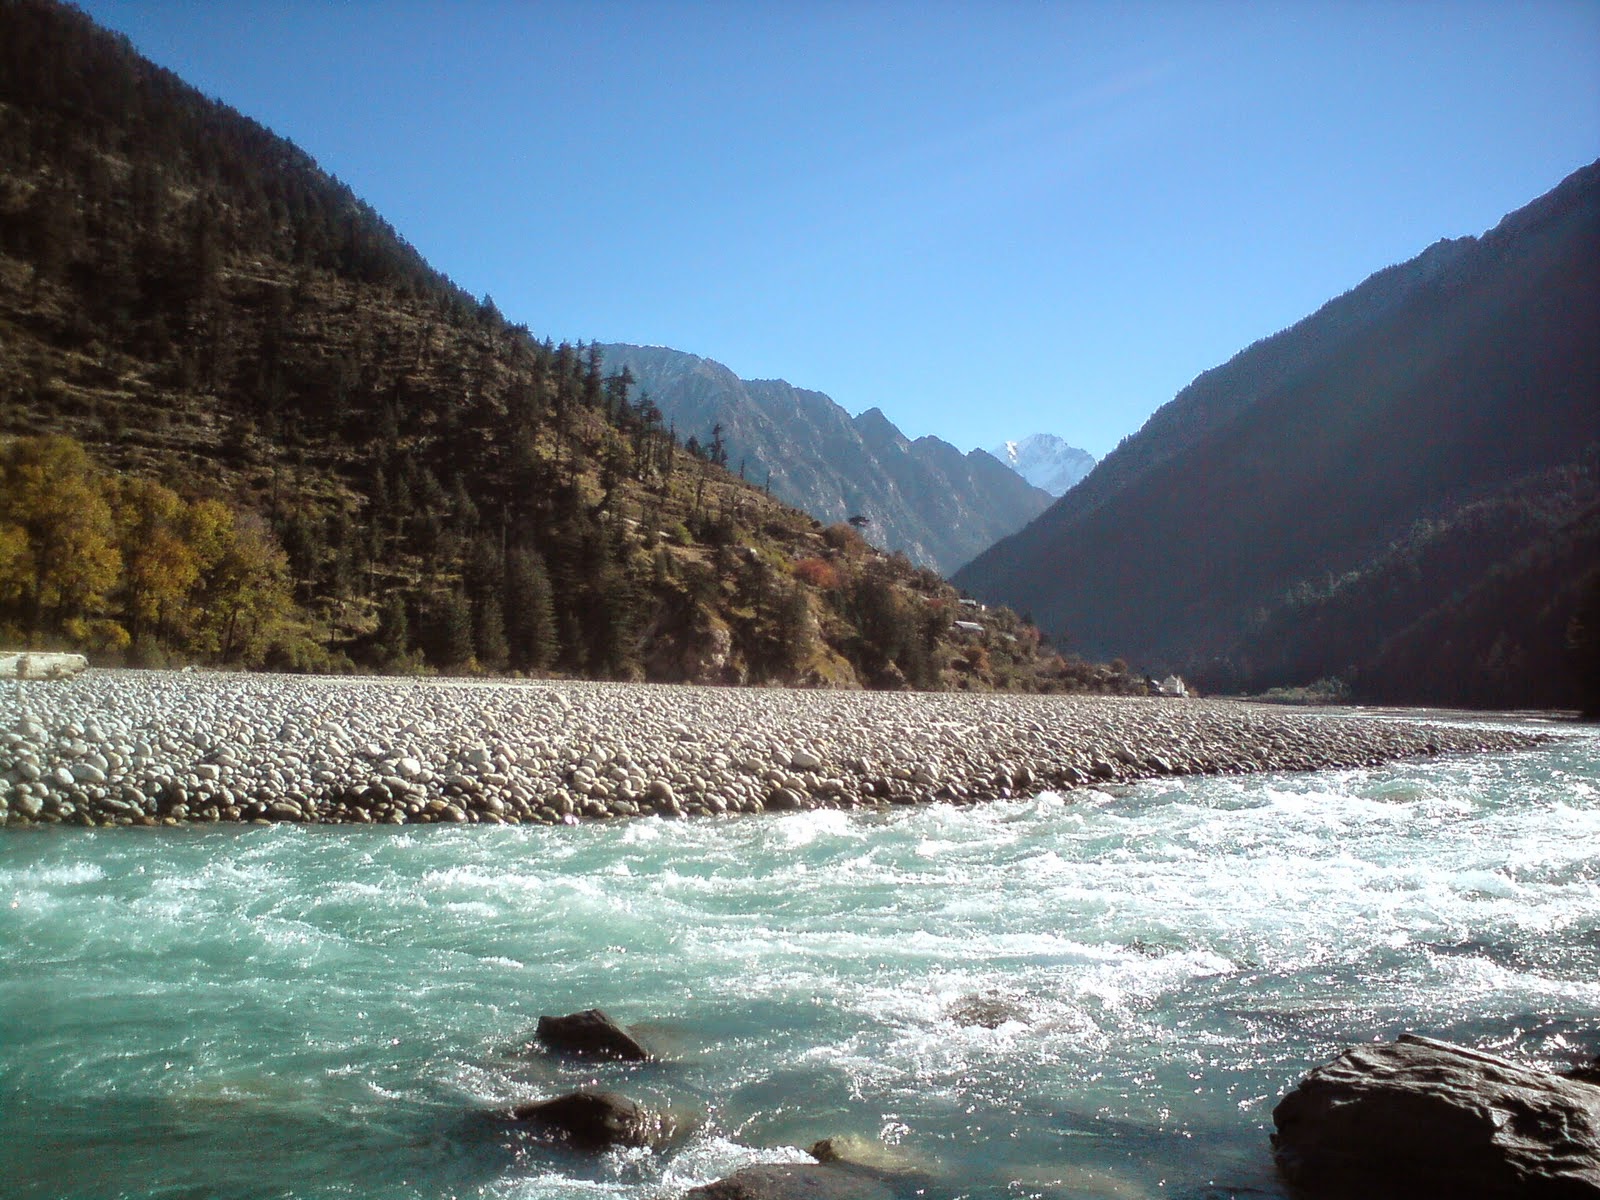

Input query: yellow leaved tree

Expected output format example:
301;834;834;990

190;504;295;663
1;435;296;663
0;435;124;647
113;475;201;649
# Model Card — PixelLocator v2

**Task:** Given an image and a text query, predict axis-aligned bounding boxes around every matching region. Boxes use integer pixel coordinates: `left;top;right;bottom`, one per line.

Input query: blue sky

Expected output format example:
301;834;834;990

80;1;1600;458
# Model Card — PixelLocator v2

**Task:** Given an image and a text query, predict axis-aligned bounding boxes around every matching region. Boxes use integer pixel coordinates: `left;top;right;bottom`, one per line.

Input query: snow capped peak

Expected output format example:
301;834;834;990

988;434;1096;496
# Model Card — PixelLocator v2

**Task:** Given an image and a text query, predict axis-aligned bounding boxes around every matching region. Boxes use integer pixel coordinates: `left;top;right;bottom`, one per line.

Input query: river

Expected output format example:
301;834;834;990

2;712;1596;1199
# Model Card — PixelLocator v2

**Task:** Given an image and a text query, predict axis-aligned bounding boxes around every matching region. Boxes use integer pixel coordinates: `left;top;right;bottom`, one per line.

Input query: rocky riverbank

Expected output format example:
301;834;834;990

0;670;1547;828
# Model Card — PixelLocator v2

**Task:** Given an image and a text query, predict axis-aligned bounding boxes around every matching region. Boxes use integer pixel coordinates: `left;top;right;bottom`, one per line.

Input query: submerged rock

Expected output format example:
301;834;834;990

686;1164;893;1200
810;1133;928;1176
1271;1034;1600;1198
534;1008;652;1061
947;992;1029;1029
510;1089;672;1150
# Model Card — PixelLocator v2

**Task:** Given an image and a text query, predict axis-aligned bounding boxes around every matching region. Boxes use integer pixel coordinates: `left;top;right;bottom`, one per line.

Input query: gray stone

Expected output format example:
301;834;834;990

0;670;1547;833
510;1089;673;1150
765;786;804;811
810;1133;927;1176
686;1165;893;1200
1272;1035;1600;1199
534;1008;651;1061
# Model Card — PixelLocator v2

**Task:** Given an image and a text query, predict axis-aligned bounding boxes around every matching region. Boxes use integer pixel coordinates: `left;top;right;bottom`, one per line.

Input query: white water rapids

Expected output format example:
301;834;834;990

2;714;1596;1199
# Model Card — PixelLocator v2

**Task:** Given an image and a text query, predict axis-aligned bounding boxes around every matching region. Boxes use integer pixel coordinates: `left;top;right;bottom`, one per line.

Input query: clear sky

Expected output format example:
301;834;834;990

78;0;1600;458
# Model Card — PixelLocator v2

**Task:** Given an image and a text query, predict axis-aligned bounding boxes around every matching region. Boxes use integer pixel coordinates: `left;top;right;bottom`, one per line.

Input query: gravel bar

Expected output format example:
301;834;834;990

0;670;1548;828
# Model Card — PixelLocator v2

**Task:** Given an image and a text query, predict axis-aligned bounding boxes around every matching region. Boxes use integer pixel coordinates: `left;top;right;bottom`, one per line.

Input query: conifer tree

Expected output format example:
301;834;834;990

373;593;410;666
473;590;509;671
504;545;557;671
425;587;474;670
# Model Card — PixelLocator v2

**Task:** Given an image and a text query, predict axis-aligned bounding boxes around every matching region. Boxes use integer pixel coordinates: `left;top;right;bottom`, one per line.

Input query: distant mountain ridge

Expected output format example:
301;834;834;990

597;344;1053;574
955;159;1600;710
991;434;1096;496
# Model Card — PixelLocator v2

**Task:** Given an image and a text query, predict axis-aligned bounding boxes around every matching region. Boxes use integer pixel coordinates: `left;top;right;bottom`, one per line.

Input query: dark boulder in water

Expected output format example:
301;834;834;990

1271;1034;1600;1198
946;992;1028;1029
686;1164;894;1199
510;1089;672;1149
534;1008;652;1061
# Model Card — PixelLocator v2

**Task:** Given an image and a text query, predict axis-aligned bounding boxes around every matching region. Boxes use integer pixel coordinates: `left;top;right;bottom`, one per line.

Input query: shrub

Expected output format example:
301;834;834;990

793;557;841;589
822;522;868;554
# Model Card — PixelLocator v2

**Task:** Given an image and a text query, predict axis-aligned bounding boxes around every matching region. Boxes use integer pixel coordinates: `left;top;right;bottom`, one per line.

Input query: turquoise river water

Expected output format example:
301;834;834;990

3;713;1597;1200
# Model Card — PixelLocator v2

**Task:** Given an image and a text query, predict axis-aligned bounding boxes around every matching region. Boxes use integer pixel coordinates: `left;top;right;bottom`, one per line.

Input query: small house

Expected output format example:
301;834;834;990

1155;674;1189;698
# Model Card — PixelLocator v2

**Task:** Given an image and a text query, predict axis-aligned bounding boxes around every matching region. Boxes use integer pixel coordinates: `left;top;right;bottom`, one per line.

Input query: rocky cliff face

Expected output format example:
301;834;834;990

991;434;1097;496
598;344;1053;574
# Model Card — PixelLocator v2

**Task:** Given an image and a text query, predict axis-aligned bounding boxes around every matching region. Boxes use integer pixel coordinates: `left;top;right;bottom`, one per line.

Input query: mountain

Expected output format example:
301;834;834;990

597;344;1053;575
955;160;1600;710
0;0;1083;693
991;434;1097;496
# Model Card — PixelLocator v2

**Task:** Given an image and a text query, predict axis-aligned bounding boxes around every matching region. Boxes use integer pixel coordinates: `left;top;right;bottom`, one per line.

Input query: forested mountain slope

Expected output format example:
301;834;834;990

0;0;1082;692
955;160;1600;710
597;343;1053;574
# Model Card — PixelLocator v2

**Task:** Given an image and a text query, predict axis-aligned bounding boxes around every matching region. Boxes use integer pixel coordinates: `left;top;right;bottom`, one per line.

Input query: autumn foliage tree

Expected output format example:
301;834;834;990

0;435;121;645
0;435;294;664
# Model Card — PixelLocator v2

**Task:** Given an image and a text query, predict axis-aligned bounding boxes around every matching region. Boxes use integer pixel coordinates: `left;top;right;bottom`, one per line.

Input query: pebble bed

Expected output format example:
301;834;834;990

0;670;1546;828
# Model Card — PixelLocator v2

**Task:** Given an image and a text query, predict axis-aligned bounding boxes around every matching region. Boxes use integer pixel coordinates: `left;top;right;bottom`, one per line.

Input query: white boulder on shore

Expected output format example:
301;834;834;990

0;651;87;680
0;669;1546;828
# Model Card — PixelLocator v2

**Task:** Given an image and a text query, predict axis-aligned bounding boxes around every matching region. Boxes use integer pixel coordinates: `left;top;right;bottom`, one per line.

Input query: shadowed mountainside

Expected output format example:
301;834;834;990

956;160;1600;710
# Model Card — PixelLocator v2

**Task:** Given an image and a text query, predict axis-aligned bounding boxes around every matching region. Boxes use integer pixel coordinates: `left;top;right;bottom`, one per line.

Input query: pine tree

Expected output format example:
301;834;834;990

473;591;509;671
425;587;474;670
504;545;557;671
373;593;410;666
